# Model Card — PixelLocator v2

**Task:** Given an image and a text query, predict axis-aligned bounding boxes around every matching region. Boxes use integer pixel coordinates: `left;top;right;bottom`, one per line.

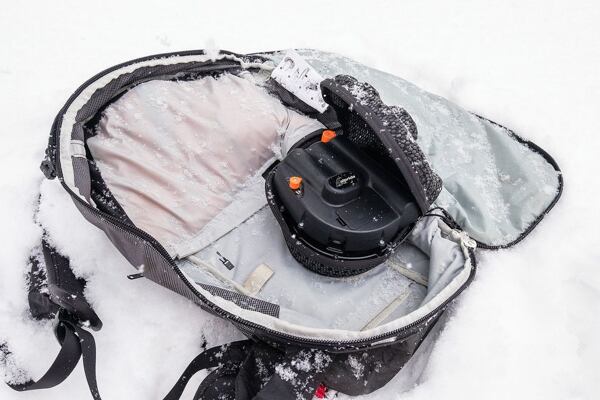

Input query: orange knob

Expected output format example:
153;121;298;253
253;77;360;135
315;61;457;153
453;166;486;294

321;130;337;143
289;176;303;190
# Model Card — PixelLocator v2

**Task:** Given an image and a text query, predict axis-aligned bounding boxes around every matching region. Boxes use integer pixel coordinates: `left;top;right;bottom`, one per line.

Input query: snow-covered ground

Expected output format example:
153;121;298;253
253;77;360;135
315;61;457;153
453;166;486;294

1;1;599;399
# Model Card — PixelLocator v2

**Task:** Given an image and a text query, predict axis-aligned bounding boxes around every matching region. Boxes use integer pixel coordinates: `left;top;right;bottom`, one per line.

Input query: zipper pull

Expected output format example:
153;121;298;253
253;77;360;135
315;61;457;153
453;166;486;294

217;251;236;270
449;229;477;249
457;230;477;249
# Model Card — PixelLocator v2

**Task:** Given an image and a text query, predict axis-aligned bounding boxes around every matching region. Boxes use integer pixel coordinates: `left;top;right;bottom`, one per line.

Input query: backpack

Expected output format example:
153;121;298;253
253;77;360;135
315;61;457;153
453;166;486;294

4;49;562;399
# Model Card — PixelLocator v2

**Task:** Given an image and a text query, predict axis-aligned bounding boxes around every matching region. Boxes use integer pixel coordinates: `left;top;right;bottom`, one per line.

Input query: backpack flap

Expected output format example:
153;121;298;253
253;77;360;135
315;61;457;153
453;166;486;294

320;75;443;213
271;50;563;248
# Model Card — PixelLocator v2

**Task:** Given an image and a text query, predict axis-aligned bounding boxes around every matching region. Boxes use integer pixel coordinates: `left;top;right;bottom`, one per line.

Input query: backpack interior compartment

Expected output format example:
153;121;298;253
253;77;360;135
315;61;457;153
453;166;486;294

85;68;473;338
30;49;562;400
178;208;468;332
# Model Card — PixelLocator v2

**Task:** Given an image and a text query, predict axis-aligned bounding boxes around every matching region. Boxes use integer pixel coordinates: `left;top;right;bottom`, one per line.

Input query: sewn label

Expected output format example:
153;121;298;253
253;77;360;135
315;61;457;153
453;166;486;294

242;264;274;296
271;50;328;112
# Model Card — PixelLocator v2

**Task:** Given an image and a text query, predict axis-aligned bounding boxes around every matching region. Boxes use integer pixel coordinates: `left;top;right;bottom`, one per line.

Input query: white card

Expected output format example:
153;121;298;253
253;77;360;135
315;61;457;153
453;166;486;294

271;50;328;113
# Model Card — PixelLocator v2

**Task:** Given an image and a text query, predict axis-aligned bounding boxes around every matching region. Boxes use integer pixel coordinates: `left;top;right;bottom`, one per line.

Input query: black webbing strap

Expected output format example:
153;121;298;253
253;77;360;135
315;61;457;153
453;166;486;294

42;240;103;331
8;312;100;399
163;340;251;400
8;239;324;400
164;340;325;400
5;240;102;399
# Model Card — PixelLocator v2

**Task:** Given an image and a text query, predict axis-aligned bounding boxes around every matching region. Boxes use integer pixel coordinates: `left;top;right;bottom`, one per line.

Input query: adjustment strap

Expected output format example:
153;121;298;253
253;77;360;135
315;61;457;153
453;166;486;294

8;314;100;399
165;339;328;400
42;239;102;330
163;340;251;400
78;321;101;400
5;239;102;399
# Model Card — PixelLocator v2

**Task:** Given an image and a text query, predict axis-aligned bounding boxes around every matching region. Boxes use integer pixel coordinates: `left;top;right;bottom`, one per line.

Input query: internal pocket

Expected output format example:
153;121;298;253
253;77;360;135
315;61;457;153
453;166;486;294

178;210;468;332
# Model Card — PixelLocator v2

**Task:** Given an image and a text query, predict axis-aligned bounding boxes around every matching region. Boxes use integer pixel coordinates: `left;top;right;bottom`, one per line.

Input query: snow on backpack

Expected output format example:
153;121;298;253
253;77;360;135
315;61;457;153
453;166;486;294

4;49;562;399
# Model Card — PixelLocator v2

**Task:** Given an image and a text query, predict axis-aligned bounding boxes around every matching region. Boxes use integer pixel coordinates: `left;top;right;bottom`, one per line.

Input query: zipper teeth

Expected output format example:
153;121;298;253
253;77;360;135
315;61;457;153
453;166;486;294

49;50;477;349
63;180;475;348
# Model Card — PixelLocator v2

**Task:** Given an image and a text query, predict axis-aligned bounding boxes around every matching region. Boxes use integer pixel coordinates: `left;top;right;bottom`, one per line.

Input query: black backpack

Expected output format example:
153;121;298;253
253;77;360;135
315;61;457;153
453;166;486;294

5;49;562;399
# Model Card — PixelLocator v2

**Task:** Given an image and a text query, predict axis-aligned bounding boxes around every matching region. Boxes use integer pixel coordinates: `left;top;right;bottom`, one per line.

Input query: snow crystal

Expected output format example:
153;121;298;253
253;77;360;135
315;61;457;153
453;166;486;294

275;364;298;382
347;355;365;379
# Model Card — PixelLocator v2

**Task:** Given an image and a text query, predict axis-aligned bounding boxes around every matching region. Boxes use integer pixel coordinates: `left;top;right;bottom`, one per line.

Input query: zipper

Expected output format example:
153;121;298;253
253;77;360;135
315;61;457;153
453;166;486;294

60;180;478;350
48;52;478;351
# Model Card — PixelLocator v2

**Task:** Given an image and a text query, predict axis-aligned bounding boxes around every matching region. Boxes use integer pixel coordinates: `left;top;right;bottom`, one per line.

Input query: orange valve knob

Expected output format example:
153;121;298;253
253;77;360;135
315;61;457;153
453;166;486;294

289;176;303;190
321;130;337;143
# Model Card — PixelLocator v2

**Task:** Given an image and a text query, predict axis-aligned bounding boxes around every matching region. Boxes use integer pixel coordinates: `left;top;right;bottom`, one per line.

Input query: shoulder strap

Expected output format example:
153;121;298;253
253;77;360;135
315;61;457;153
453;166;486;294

164;340;328;400
163;340;251;400
5;239;102;399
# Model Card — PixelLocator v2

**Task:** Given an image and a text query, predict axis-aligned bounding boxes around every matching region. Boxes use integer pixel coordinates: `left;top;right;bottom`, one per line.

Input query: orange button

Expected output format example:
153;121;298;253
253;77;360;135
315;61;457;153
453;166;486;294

321;130;337;143
289;176;303;190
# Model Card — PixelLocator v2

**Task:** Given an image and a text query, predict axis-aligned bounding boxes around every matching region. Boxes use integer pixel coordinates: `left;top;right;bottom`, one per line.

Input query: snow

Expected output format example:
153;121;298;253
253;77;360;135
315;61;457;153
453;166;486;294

1;1;599;399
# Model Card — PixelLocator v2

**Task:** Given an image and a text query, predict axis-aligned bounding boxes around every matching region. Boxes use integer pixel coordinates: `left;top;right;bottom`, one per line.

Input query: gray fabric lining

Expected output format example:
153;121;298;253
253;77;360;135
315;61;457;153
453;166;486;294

75;191;280;319
77;59;470;332
264;50;560;246
178;212;466;331
59;53;266;191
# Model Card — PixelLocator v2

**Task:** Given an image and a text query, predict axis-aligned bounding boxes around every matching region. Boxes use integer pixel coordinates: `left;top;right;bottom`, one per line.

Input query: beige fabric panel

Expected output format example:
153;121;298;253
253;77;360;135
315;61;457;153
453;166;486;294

88;73;323;253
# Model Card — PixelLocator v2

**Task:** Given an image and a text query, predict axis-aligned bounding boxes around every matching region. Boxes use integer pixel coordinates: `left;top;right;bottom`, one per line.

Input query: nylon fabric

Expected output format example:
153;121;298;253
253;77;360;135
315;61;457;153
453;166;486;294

87;73;323;256
266;50;561;246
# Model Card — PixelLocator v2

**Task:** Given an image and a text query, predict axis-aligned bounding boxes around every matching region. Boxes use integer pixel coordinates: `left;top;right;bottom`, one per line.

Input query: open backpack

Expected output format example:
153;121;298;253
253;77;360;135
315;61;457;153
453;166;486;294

4;49;562;399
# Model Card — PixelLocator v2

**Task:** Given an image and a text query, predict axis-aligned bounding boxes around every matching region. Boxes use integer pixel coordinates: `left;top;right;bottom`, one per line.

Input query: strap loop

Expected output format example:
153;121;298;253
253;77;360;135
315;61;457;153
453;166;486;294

5;240;102;399
164;340;325;400
163;340;251;400
8;311;101;399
